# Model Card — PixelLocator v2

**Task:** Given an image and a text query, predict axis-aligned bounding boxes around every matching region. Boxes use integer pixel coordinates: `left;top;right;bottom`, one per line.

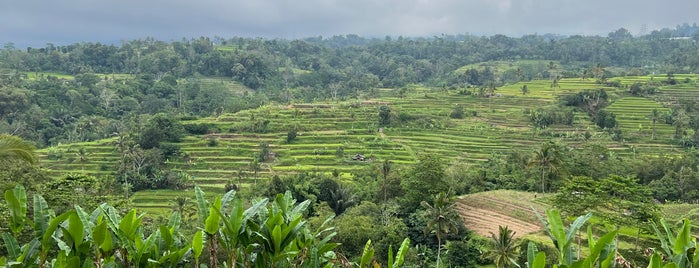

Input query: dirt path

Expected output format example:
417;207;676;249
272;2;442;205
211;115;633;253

455;202;542;238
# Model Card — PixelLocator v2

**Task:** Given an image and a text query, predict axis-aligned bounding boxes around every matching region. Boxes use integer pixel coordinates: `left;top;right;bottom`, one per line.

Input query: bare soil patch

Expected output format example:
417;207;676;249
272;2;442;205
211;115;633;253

455;190;548;238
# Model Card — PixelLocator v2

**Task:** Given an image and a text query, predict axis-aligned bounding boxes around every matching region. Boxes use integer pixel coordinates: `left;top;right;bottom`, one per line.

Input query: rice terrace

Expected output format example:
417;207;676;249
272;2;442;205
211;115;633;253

4;29;699;267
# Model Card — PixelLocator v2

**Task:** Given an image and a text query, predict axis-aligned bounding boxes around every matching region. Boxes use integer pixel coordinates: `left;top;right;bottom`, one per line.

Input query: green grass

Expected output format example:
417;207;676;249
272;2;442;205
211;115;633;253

36;72;699;212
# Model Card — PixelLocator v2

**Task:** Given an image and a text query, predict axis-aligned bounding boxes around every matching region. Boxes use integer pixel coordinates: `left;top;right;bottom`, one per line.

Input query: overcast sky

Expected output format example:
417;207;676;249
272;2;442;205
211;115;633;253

2;0;698;47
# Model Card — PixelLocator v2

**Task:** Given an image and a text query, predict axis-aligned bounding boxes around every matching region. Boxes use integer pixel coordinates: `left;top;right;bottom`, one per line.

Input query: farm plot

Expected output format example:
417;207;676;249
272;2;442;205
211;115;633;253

604;97;682;155
455;190;547;238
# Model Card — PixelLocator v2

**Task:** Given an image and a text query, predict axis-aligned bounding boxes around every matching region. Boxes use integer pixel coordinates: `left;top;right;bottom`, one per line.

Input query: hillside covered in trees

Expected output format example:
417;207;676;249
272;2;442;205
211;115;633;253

3;25;699;267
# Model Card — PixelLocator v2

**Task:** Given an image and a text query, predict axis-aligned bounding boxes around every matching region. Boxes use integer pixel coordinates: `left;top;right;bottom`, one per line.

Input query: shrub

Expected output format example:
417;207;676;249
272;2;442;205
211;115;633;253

286;128;298;143
450;104;465;119
183;123;211;135
206;137;219;147
159;143;181;158
594;110;617;129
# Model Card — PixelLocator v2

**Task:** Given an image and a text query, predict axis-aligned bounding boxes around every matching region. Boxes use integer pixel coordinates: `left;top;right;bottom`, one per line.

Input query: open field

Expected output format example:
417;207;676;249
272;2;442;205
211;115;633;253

456;190;547;238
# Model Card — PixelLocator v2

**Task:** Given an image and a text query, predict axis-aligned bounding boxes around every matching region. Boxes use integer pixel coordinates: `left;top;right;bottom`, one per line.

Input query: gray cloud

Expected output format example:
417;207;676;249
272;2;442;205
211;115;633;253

1;0;697;47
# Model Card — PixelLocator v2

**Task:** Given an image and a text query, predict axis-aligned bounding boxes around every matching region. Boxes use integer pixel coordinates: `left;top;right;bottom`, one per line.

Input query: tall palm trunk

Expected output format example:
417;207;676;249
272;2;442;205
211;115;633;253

541;168;546;193
436;234;442;268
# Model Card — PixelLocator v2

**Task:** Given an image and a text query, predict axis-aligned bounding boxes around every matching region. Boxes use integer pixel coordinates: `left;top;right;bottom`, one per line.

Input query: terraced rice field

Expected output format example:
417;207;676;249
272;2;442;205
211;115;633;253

605;97;675;144
36;74;699;214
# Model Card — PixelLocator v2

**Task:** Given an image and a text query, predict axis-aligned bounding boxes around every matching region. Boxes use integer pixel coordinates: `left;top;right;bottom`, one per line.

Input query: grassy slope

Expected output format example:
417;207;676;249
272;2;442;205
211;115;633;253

35;71;699;216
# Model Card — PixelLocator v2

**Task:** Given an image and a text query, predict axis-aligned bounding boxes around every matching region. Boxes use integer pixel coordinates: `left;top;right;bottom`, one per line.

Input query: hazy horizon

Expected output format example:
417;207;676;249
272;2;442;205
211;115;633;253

3;0;698;47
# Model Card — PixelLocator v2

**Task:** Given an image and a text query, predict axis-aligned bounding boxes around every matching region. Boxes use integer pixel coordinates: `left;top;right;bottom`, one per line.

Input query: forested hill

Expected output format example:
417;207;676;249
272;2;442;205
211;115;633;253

2;28;699;147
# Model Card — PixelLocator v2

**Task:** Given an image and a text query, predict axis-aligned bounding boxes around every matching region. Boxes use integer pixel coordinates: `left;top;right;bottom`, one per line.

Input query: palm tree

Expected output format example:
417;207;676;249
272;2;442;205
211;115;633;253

0;134;37;165
673;110;688;139
648;108;660;140
249;158;261;184
550;75;560;97
170;196;196;223
484;226;519;268
593;64;606;83
380;160;392;202
521;84;529;95
75;147;92;171
329;186;357;215
421;192;461;268
528;141;563;193
547;61;557;76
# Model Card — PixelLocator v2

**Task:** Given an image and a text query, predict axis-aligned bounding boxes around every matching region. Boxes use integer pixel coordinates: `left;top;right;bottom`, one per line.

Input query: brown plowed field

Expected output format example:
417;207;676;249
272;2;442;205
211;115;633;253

455;190;549;238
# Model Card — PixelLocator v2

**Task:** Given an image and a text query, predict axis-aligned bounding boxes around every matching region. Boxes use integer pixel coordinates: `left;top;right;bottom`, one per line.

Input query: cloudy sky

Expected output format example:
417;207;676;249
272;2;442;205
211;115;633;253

2;0;698;47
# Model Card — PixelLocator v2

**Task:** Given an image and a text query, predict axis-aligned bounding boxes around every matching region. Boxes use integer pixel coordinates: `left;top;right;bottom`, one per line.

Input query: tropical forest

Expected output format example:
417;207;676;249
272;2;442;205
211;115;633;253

3;24;699;267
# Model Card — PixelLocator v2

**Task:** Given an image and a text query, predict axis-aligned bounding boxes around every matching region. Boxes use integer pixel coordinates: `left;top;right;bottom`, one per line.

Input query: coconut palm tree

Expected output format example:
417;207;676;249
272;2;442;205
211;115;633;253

75;147;92;171
380;159;392;202
528;141;563;193
648;108;660;140
0;134;37;165
421;192;461;268
484;226;519;268
170;196;196;223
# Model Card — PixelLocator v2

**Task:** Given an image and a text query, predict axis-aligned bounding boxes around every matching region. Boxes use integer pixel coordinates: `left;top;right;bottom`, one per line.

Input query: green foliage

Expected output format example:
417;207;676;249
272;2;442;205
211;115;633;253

561;89;609;115
286;128;298;143
138;113;185;149
650;218;699;268
530;107;576;128
535;209;592;266
532;209;617;268
483;226;520;268
379;105;392;127
183;122;213;135
630;82;660;96
450;104;465;119
594;110;618;130
359;238;411;268
445;237;488;267
4;185;27;235
206;136;219;147
2;184;415;267
401;154;448;211
421;192;461;267
528;141;564;193
0;134;36;165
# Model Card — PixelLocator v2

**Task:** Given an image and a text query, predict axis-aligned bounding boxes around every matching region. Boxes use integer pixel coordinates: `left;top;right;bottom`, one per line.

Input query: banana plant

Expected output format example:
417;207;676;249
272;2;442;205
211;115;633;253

534;209;618;268
5;185;28;236
3;186;48;267
535;209;592;266
250;191;310;267
359;240;375;268
650;218;698;268
291;215;341;268
386;238;411;268
212;189;268;267
146;213;191;267
195;185;223;268
358;238;411;268
525;242;547;268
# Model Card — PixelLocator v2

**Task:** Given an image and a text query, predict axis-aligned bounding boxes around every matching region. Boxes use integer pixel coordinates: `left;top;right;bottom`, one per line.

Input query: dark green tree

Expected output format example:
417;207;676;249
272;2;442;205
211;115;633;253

450;104;465;119
378;105;392;127
401;154;448;211
286;128;298;143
